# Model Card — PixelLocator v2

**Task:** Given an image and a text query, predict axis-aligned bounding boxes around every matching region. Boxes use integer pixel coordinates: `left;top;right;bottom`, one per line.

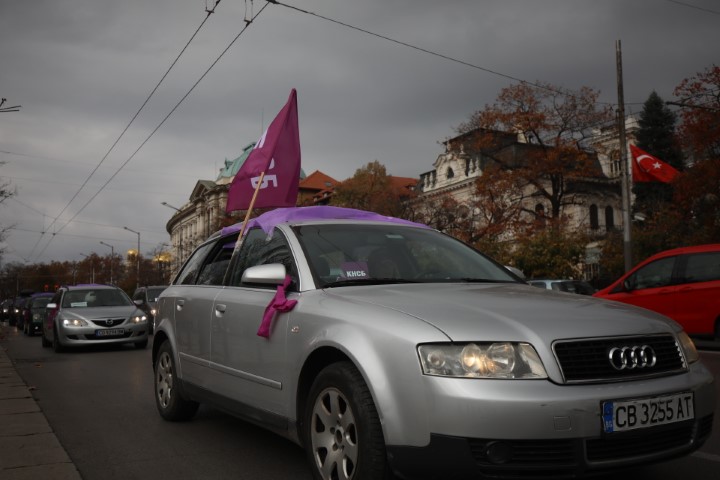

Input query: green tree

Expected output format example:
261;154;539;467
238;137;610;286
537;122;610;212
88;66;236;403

632;91;683;219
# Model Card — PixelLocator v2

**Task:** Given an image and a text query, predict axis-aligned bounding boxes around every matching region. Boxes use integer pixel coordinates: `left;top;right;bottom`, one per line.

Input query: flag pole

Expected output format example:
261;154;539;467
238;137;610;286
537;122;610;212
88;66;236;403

235;171;266;248
616;40;633;272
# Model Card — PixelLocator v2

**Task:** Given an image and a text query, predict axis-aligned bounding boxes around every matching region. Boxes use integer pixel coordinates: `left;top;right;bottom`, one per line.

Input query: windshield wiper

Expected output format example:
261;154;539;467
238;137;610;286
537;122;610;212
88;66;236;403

323;278;419;288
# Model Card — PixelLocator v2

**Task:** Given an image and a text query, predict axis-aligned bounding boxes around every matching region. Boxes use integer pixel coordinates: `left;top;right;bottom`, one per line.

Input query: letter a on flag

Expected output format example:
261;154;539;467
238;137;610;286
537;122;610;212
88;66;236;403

629;144;679;183
226;89;301;212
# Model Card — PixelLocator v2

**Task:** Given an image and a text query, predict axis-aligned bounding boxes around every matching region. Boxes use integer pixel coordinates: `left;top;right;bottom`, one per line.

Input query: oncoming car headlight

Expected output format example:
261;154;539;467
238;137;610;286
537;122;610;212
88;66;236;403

418;342;548;379
131;314;148;324
62;318;88;327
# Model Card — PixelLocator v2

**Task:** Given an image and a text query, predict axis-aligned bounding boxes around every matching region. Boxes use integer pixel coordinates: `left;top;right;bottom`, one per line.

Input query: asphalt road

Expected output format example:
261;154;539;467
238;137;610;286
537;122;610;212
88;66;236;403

3;328;720;479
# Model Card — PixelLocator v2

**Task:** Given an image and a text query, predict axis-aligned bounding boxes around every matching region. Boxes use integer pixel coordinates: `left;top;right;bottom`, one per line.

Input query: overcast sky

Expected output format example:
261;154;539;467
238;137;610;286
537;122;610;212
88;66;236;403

1;0;718;265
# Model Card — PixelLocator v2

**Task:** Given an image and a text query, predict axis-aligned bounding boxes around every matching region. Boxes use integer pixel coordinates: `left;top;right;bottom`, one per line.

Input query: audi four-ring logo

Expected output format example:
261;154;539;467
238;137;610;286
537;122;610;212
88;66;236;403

608;345;657;370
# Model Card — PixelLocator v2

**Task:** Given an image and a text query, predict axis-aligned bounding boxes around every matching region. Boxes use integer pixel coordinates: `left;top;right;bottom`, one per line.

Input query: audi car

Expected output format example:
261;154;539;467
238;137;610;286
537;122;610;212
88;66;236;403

152;206;715;480
42;284;149;351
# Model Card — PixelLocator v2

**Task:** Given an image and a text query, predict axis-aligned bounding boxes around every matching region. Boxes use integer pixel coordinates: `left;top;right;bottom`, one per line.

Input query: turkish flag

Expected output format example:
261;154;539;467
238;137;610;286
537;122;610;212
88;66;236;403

226;89;301;212
630;145;679;183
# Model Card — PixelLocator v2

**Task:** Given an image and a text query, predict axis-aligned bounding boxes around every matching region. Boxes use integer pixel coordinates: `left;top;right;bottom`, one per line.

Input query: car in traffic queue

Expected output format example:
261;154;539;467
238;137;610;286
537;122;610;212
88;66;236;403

132;285;168;334
22;292;54;336
42;284;149;351
594;244;720;340
152;206;715;480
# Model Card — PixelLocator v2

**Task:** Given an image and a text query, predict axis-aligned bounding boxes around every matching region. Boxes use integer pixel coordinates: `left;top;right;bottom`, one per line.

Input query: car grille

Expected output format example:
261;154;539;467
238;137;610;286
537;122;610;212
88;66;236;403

91;318;125;327
553;334;686;383
467;415;712;478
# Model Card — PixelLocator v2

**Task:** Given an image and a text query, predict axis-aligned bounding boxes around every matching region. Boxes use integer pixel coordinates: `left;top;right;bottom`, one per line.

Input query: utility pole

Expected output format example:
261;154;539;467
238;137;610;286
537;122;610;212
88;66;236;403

616;40;633;273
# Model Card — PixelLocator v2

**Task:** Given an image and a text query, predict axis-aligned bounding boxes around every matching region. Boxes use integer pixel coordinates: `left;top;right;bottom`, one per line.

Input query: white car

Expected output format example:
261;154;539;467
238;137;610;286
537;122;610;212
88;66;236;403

152;206;715;480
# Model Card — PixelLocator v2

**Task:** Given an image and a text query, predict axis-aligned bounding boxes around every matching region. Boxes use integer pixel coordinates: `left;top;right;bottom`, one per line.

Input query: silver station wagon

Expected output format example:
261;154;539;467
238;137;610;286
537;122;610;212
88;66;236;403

152;206;715;480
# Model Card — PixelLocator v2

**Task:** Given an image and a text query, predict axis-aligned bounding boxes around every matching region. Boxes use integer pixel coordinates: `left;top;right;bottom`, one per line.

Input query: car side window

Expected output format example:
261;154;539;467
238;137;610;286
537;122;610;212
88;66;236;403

627;256;676;290
227;228;297;289
682;252;720;284
196;233;240;286
175;242;216;285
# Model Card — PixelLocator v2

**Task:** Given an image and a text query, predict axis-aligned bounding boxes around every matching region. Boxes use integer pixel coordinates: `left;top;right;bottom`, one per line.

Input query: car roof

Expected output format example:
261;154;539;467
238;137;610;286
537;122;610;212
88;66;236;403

644;243;720;260
64;284;118;291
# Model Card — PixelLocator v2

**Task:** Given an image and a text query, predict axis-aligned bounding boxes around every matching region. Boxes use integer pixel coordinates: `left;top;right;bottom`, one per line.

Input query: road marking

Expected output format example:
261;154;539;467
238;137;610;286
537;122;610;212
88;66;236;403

692;451;720;463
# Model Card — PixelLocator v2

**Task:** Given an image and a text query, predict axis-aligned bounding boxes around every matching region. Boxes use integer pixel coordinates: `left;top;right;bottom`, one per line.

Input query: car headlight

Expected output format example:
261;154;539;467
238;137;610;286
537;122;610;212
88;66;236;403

418;342;548;379
62;318;88;327
131;314;148;324
150;308;157;316
677;331;699;365
33;313;42;321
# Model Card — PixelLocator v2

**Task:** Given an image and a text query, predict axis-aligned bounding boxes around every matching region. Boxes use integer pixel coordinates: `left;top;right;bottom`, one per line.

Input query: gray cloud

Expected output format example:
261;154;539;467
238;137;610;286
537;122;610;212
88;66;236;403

1;0;718;263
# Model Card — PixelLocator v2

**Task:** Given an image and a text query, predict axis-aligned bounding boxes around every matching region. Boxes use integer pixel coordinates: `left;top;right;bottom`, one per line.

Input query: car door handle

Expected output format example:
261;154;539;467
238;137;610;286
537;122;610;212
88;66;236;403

215;304;226;316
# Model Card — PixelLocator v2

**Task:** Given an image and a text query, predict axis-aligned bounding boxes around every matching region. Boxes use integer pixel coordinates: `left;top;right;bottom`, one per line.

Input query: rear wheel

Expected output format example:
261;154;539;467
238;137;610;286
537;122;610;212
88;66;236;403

303;362;389;480
154;340;198;421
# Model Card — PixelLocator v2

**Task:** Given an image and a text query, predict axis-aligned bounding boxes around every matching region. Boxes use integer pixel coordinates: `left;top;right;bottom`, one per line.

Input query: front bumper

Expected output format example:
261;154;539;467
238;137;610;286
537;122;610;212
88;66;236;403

382;362;715;478
57;323;148;346
388;414;713;479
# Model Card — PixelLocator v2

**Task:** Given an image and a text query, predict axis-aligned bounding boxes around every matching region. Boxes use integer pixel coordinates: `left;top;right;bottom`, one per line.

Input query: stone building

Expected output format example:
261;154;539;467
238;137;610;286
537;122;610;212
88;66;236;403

163;144;336;276
416;119;638;279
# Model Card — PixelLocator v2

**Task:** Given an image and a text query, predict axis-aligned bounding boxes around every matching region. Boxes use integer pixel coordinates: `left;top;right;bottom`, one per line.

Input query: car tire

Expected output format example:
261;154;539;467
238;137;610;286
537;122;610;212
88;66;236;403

154;340;199;421
303;362;389;480
52;325;64;353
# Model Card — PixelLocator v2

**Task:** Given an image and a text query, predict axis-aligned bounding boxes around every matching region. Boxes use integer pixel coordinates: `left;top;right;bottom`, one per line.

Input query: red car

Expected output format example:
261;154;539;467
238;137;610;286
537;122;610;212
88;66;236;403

594;244;720;339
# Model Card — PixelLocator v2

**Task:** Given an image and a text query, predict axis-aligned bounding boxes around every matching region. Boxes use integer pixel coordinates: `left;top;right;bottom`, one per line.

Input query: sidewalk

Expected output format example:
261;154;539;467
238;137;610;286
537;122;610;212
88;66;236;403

0;322;82;480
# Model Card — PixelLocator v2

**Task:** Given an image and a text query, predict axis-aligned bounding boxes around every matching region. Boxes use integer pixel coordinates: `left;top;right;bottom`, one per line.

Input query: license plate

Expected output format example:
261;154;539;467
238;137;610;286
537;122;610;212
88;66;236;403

96;328;124;337
602;392;694;433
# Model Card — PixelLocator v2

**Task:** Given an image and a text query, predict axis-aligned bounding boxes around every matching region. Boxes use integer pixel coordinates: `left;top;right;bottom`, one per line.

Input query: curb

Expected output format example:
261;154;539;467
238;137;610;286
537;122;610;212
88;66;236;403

0;322;82;480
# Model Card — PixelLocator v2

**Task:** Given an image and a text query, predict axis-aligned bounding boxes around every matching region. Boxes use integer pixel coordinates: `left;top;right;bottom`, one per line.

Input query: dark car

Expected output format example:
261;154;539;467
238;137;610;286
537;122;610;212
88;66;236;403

528;279;597;295
132;285;168;334
22;292;55;336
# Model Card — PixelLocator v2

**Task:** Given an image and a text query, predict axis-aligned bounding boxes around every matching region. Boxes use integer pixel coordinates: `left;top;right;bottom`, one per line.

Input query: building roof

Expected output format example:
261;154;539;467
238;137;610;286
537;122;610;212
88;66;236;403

299;170;338;191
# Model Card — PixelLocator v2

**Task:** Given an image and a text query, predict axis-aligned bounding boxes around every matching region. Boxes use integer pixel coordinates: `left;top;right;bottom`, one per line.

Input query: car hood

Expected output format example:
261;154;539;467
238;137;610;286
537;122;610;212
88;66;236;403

323;283;679;342
62;305;141;320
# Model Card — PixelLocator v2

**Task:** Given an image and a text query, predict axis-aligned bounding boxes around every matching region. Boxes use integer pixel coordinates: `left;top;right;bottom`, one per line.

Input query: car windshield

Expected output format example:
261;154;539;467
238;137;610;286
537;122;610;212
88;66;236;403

146;287;166;301
294;223;518;288
31;297;52;308
62;289;133;308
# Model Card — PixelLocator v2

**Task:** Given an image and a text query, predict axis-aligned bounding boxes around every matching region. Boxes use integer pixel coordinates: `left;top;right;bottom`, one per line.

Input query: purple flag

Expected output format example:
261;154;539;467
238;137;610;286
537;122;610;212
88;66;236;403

226;89;301;212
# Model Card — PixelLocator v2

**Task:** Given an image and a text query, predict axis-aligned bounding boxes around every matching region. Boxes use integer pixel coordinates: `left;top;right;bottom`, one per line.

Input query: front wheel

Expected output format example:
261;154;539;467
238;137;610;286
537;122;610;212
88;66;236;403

154;340;199;421
303;362;389;480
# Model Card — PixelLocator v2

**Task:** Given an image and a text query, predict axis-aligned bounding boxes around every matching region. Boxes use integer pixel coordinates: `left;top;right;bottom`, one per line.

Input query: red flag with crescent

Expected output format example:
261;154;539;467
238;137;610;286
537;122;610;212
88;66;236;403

629;145;679;183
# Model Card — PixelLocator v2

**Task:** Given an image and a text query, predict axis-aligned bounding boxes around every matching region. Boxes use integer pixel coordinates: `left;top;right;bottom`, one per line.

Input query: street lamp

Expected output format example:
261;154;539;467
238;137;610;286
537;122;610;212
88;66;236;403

161;201;181;212
123;226;141;289
100;241;115;285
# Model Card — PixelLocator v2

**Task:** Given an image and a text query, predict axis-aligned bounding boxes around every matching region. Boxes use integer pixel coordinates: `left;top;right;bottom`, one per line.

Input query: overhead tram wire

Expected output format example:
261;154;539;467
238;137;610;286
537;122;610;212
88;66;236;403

269;1;612;105
32;2;271;261
29;1;224;261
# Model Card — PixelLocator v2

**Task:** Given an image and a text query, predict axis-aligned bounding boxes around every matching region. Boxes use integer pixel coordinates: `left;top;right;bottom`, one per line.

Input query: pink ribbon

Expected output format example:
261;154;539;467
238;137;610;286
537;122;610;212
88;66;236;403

257;275;298;338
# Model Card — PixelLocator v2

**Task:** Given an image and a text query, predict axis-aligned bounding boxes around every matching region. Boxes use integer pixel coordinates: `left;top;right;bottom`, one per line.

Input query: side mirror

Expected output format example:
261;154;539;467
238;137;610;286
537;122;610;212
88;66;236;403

134;299;143;306
241;263;287;285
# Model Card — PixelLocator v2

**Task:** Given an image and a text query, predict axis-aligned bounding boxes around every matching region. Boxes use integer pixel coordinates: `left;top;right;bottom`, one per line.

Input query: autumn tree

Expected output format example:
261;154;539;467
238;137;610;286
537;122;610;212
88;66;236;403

632;91;684;218
674;64;720;159
457;82;614;227
331;160;415;217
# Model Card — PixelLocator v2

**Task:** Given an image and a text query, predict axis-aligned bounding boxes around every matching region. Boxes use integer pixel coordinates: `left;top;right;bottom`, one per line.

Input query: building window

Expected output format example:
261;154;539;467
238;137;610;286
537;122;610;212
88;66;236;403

589;204;599;230
605;206;615;230
447;167;454;179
